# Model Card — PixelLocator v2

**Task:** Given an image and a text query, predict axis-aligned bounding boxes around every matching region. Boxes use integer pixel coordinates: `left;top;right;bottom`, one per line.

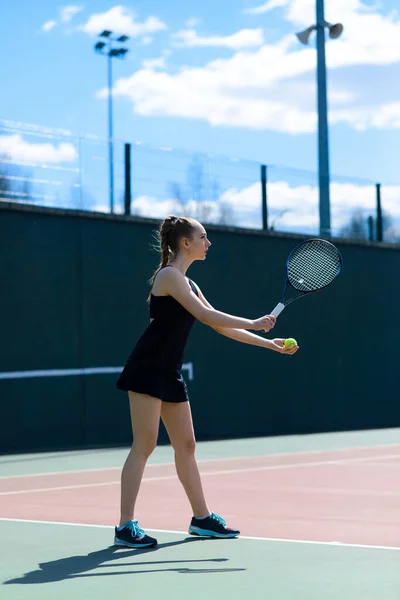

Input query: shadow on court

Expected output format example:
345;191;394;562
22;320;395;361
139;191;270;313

4;537;246;584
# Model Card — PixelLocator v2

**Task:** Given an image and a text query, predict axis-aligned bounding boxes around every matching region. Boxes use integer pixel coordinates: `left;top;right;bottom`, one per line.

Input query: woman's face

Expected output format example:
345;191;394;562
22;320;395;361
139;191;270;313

185;222;212;260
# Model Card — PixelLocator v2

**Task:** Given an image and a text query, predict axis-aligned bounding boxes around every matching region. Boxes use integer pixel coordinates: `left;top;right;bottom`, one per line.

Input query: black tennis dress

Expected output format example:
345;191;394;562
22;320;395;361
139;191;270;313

116;268;198;403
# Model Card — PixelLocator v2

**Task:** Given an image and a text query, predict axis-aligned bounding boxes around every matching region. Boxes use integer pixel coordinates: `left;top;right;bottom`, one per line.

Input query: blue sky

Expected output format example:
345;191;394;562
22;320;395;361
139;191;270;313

2;0;400;235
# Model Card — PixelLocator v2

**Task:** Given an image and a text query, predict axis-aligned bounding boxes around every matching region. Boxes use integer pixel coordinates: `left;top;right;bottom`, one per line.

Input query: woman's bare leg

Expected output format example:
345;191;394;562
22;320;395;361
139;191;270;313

119;392;161;527
161;401;209;517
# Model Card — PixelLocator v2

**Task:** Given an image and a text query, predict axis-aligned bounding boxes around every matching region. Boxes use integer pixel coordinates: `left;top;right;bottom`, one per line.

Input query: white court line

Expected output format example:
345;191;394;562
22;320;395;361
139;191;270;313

0;481;121;495
0;517;398;552
1;453;399;496
0;363;193;381
346;461;400;467
0;367;123;379
1;442;399;480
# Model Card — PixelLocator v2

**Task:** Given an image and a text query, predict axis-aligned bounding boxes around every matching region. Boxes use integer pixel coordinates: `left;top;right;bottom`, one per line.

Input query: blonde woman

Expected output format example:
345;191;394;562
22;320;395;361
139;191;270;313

115;216;299;548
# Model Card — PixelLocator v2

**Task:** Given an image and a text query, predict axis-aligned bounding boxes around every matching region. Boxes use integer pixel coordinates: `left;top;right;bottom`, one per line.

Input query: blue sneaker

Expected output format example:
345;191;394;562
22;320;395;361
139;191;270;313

114;520;157;548
189;513;240;538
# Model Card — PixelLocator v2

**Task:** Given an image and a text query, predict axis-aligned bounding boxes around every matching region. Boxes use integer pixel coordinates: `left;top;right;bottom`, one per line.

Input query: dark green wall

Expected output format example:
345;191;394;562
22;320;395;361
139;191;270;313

1;203;399;453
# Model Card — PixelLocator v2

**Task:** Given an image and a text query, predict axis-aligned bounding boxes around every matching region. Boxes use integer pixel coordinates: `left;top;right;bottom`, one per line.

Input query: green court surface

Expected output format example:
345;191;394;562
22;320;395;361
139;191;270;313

1;428;399;600
1;521;399;600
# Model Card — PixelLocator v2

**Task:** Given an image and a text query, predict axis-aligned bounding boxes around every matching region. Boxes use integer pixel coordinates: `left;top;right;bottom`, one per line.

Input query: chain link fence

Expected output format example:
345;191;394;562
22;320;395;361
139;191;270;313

1;120;399;242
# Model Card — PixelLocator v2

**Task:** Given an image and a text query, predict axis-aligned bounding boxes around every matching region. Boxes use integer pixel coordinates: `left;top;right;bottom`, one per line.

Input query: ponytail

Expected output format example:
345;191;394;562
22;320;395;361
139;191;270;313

148;215;197;300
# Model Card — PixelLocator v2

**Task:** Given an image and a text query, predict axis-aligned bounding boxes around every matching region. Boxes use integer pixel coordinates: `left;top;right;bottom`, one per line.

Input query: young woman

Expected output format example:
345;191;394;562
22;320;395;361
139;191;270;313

115;215;299;548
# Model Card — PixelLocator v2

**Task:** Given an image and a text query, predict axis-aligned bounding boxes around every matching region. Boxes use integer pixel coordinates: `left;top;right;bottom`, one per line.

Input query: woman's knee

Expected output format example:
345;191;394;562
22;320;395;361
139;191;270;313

132;436;157;458
173;437;196;456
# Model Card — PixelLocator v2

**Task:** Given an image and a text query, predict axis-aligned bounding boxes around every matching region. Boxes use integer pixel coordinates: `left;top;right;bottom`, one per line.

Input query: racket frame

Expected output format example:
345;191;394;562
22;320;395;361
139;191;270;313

271;238;342;317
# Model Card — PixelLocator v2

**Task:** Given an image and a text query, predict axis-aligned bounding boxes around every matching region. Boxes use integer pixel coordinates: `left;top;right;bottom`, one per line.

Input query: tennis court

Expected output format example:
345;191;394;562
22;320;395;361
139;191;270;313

1;427;399;600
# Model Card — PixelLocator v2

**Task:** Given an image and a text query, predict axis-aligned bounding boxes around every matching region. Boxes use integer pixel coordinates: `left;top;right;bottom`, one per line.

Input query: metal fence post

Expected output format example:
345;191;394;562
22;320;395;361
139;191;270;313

376;183;383;242
124;143;131;216
78;135;84;209
261;164;268;230
367;216;374;242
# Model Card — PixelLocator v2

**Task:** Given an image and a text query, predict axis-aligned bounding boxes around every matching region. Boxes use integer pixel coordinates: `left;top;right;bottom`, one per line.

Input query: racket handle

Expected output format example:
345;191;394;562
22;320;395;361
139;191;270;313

270;303;285;318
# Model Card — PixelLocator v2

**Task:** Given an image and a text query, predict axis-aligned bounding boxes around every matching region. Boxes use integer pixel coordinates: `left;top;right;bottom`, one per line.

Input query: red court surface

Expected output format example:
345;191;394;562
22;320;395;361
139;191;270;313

1;444;399;549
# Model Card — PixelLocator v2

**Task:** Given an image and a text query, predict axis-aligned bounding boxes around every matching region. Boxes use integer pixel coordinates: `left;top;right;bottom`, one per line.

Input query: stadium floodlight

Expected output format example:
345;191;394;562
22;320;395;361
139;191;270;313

94;31;130;214
295;0;344;237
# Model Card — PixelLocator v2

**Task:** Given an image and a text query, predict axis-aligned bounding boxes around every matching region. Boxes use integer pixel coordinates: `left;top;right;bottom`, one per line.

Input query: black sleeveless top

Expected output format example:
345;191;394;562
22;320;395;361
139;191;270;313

116;268;199;401
135;277;198;372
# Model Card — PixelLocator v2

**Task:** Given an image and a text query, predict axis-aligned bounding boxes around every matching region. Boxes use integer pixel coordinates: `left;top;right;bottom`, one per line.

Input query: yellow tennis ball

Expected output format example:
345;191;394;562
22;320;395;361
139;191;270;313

284;338;297;349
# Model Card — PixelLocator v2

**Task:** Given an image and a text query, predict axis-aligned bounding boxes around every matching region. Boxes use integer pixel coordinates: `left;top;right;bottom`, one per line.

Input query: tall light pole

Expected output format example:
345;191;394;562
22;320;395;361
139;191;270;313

95;30;129;213
296;1;343;237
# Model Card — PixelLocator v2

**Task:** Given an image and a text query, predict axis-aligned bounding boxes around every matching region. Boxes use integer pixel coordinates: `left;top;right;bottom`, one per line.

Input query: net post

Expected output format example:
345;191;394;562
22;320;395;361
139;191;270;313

376;183;383;242
124;143;132;216
261;164;268;230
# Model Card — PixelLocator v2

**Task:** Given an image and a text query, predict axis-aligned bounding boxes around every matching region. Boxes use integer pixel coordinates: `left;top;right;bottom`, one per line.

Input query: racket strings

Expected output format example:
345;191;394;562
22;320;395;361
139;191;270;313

287;242;341;292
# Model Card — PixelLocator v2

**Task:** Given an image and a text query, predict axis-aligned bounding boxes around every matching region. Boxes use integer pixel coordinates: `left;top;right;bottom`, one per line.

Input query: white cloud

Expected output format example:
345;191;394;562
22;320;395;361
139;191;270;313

41;20;57;32
217;180;320;229
142;57;166;70
142;36;153;45
61;5;84;23
40;6;83;33
129;194;232;225
79;6;167;37
326;16;400;70
0;135;78;163
106;67;316;132
244;0;400;68
264;0;400;69
107;55;400;132
331;102;400;131
329;89;357;105
93;0;400;134
124;178;400;235
130;195;176;219
185;18;202;28
244;0;289;16
173;28;264;50
246;0;377;24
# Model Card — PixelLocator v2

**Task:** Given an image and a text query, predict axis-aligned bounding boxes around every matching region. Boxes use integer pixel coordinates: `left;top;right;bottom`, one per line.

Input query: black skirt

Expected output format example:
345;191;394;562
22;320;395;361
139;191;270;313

117;285;197;403
116;359;189;403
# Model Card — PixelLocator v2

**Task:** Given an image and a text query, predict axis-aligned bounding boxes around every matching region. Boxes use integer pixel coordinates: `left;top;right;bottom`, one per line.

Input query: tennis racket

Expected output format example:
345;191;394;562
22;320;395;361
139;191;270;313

270;239;342;318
